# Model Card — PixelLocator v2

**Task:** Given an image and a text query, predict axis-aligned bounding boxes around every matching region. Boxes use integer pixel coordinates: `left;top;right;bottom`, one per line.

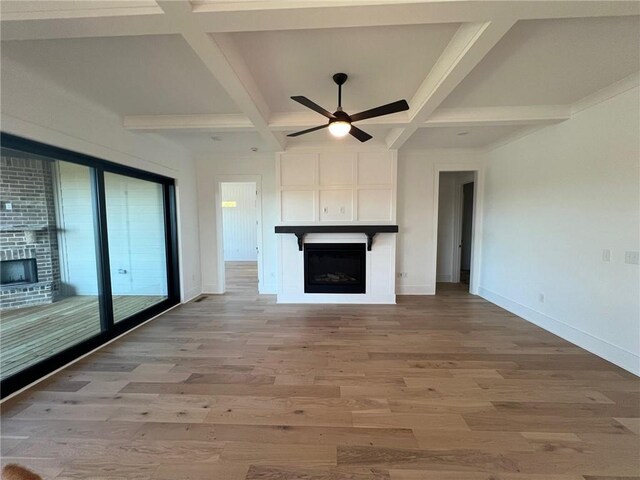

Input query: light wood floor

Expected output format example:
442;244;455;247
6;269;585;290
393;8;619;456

1;266;638;479
1;295;165;380
225;261;259;294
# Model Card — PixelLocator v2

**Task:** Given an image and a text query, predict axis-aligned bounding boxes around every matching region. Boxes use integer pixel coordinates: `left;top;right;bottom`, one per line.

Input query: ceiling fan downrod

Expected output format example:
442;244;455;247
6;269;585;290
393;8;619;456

333;73;348;110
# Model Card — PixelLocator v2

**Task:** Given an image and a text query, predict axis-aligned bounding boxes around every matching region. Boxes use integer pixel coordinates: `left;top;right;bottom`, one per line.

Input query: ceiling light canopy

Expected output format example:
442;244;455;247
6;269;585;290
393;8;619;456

328;120;351;137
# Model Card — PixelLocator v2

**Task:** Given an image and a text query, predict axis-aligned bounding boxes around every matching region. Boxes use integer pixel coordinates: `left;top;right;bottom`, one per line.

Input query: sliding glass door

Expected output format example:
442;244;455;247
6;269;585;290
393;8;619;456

0;133;180;397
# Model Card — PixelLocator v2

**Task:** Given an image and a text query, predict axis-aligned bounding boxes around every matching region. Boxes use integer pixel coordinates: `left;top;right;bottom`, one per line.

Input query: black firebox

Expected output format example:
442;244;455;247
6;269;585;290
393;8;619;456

0;258;38;286
304;243;366;294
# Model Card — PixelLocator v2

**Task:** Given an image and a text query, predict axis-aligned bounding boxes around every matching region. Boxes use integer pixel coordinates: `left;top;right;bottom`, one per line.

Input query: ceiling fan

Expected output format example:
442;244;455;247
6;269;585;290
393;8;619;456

287;73;409;142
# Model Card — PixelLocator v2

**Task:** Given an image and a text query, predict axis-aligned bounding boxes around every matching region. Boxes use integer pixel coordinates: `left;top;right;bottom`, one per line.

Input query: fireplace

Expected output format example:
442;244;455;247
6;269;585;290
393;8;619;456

304;243;366;294
0;259;38;286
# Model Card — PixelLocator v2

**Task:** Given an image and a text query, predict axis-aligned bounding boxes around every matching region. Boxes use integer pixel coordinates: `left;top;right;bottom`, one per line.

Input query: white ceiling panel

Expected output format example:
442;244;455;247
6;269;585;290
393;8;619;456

159;131;268;154
1;35;240;116
229;23;460;113
403;125;528;149
0;1;159;18
443;16;640;108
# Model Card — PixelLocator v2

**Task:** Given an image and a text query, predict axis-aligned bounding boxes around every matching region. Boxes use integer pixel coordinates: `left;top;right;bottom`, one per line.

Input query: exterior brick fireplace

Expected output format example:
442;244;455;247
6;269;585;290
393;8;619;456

0;153;61;310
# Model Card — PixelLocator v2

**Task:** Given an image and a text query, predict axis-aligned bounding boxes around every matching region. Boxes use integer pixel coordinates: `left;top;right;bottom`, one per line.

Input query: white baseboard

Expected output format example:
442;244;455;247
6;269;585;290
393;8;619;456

182;287;202;303
436;275;452;283
202;283;223;294
203;284;276;295
396;284;434;295
479;286;640;376
259;283;277;295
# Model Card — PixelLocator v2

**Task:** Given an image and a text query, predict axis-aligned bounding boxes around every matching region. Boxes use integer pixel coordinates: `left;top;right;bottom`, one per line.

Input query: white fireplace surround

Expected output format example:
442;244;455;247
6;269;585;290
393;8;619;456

277;232;396;304
276;149;397;304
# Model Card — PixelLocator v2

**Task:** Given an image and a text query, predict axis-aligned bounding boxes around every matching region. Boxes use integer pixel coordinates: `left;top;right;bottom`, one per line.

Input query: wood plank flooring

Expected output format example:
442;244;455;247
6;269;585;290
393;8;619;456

1;295;165;379
1;265;638;479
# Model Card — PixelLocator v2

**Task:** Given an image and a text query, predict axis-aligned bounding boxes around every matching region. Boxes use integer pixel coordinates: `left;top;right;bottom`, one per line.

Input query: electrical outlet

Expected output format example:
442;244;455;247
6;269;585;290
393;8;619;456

625;251;639;265
538;293;545;303
3;202;12;211
602;249;611;262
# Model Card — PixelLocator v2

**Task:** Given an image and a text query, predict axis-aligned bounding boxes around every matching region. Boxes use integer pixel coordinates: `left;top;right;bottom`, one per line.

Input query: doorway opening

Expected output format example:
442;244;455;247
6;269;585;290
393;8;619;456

220;182;259;295
436;171;476;293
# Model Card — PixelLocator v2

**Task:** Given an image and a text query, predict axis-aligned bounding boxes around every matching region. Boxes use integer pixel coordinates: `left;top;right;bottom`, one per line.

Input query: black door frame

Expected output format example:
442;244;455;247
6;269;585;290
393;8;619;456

0;133;181;398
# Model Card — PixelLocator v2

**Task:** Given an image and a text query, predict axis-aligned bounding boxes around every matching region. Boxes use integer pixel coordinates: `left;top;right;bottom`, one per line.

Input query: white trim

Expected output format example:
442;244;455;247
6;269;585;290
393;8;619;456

0;302;183;404
450;177;464;284
424;105;571;128
479;287;640;376
572;71;640;115
202;283;222;294
123;114;255;132
397;284;434;295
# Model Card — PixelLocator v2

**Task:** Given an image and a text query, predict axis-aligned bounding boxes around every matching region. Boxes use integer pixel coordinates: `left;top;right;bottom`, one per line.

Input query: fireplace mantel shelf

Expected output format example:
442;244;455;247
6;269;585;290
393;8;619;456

275;225;399;251
0;224;51;232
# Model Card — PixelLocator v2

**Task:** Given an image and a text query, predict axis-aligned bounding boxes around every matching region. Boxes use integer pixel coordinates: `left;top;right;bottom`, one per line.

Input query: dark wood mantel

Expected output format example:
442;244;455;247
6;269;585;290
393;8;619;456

275;225;399;251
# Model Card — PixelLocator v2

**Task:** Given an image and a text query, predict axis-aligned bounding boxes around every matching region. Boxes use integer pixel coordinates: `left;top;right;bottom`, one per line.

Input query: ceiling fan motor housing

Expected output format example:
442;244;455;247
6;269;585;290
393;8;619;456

330;110;351;124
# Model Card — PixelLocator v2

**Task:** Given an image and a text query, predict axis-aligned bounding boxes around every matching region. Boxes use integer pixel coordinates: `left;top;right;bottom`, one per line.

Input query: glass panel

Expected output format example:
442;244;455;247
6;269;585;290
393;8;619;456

0;149;101;380
104;172;168;322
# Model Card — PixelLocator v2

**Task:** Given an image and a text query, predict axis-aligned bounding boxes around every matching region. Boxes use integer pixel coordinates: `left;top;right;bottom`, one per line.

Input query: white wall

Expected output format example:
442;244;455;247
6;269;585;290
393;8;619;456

104;173;168;296
479;85;640;374
221;182;258;261
196;154;277;294
198;147;484;298
1;57;201;302
55;161;98;296
396;149;483;294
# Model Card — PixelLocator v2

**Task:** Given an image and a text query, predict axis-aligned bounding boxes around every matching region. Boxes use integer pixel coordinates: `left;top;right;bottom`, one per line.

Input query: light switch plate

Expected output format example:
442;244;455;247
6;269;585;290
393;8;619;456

602;249;611;262
624;251;639;265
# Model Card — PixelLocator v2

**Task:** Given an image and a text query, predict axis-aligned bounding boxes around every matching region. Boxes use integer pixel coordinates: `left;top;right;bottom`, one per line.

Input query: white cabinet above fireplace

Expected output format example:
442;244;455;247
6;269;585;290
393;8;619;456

276;150;396;225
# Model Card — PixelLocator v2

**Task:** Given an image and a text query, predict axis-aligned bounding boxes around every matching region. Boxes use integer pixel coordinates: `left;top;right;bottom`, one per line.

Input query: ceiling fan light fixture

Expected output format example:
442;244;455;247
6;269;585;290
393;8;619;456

328;120;351;137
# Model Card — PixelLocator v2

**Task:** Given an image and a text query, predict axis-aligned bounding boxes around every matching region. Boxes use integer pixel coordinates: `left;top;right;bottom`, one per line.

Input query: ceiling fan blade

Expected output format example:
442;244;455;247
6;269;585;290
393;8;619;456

291;96;335;119
349;125;372;143
287;124;329;137
350;99;409;123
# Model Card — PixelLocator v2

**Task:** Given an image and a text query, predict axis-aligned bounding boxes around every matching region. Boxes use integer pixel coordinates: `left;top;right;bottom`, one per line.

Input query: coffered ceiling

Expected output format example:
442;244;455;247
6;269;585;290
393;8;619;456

1;0;638;154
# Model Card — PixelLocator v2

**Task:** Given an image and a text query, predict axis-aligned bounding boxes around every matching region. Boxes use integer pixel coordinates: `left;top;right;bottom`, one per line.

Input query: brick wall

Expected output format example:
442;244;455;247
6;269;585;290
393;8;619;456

0;154;61;310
